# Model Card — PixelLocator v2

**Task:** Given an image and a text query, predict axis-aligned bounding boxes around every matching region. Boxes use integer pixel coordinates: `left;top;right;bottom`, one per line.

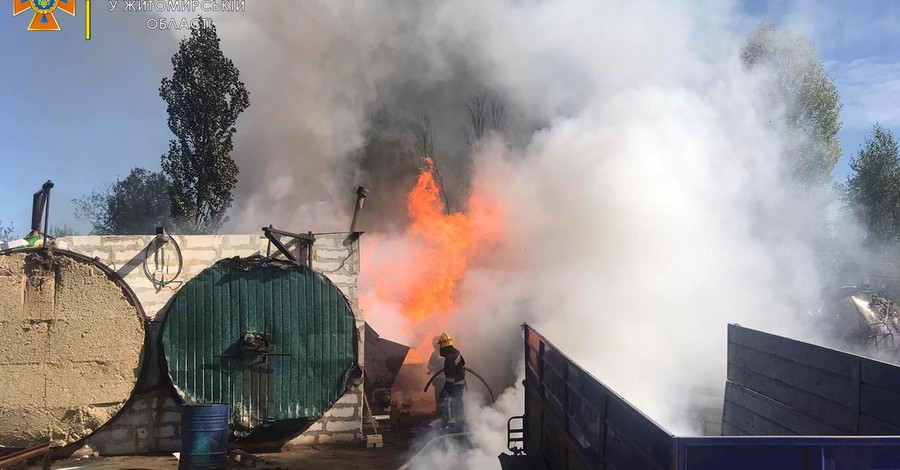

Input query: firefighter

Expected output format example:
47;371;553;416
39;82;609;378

427;336;445;414
437;333;466;429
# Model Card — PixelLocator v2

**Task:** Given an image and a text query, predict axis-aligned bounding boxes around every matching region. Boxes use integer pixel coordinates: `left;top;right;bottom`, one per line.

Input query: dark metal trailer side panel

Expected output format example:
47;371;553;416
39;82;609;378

517;324;900;470
724;323;900;437
677;436;900;469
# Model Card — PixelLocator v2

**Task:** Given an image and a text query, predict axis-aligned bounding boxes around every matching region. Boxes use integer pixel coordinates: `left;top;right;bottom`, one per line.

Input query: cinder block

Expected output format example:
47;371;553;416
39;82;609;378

157;410;180;424
322;273;355;286
305;421;324;432
324;406;356;418
112;250;141;263
82;251;114;263
334;285;352;298
288;434;317;446
365;434;383;448
182;236;225;249
314;249;350;261
97;439;141;456
223;235;259;249
222;248;259;259
183;249;219;262
68;236;102;247
100;237;147;249
156;425;176;439
314;261;345;272
326;420;361;433
107;409;151;427
334;393;360;406
129;398;149;411
110;427;129;440
318;433;356;443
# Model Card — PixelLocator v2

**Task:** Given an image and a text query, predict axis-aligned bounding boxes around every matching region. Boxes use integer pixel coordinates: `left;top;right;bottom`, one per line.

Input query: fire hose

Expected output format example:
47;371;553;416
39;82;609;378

424;367;496;402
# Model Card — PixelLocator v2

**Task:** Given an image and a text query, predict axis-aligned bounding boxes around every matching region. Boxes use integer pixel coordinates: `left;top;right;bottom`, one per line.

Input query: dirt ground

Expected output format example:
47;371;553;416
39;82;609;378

31;445;404;470
11;417;438;470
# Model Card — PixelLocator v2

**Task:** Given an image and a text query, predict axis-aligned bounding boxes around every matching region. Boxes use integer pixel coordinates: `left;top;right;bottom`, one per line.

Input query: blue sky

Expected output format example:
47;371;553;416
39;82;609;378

0;1;898;236
0;4;173;234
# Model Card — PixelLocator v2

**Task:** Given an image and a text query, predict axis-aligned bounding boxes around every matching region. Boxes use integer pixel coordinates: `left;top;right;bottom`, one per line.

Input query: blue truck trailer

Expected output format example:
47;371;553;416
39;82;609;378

499;324;900;469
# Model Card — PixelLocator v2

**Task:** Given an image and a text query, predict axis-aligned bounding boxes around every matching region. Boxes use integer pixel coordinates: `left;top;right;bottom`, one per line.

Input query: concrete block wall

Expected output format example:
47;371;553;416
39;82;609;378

53;233;365;454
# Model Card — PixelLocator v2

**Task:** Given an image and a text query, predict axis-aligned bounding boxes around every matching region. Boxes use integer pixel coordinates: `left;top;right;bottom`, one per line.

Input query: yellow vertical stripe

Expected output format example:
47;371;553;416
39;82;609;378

85;0;91;40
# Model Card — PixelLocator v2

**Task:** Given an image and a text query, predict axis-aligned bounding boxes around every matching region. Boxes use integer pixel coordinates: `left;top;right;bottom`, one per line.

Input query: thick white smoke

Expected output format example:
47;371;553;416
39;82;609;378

189;1;849;467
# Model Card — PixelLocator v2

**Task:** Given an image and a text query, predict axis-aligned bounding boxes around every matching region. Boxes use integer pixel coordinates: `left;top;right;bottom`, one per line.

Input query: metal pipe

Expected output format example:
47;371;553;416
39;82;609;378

0;443;50;468
349;186;369;234
30;180;53;236
31;192;44;233
42;181;53;246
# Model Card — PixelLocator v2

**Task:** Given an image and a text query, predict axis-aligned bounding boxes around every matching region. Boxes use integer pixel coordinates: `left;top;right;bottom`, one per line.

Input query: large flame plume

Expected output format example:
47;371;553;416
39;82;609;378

360;157;502;362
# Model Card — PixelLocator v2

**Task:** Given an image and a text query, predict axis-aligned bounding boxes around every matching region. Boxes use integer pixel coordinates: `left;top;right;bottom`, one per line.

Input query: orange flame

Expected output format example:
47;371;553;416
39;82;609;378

360;157;502;362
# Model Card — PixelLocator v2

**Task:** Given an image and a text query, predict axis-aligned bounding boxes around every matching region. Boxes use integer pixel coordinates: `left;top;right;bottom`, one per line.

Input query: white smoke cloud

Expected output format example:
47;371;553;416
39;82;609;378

189;1;852;467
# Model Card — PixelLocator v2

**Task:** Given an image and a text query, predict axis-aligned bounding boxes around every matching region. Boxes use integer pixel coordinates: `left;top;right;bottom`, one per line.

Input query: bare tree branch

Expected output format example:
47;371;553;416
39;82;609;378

462;90;505;145
411;112;434;157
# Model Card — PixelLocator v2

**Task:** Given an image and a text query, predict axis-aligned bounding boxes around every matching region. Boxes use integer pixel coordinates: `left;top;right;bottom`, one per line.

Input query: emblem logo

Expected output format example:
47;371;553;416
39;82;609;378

13;0;76;31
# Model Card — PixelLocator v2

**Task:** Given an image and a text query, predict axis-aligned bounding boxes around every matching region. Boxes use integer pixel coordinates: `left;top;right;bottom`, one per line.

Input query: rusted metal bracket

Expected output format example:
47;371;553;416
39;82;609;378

0;443;50;468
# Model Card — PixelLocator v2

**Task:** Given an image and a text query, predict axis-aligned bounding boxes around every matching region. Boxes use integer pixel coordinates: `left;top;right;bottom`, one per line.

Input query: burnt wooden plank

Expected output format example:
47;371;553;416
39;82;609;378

723;382;845;436
728;343;855;405
860;382;900;430
729;324;856;377
727;363;857;432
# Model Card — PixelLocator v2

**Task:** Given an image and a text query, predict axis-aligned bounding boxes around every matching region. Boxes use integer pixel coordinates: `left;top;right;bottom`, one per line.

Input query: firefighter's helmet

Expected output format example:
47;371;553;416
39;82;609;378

437;333;453;348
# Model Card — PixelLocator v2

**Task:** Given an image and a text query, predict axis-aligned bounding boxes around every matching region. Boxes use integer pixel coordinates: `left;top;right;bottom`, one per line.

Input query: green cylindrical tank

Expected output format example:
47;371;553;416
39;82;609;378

160;256;357;447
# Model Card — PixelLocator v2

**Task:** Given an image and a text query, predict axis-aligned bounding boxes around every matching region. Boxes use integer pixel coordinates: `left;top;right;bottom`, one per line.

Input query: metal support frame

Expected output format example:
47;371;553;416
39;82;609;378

507;416;525;454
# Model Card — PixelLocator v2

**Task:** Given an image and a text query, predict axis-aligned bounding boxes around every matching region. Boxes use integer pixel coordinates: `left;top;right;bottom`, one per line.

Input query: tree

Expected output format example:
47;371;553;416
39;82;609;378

410;112;450;212
74;168;174;235
845;125;900;247
160;19;250;234
743;24;843;184
49;225;78;238
461;91;505;146
0;221;15;241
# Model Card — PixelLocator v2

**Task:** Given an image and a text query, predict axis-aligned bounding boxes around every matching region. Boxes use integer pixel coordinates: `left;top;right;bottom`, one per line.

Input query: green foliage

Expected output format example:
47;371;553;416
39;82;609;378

743;24;843;184
845;125;900;247
74;168;173;235
160;19;249;234
0;221;15;241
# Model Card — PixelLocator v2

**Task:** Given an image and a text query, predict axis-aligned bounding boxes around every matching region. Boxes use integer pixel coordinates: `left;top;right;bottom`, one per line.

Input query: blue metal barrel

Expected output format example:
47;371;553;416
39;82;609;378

179;404;229;470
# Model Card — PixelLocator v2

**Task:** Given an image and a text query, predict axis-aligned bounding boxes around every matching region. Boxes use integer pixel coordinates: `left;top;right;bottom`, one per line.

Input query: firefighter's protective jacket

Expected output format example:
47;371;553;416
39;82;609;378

442;345;466;386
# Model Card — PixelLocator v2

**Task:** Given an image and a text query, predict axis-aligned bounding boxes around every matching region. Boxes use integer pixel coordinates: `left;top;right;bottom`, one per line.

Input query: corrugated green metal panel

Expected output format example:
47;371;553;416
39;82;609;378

161;257;356;434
